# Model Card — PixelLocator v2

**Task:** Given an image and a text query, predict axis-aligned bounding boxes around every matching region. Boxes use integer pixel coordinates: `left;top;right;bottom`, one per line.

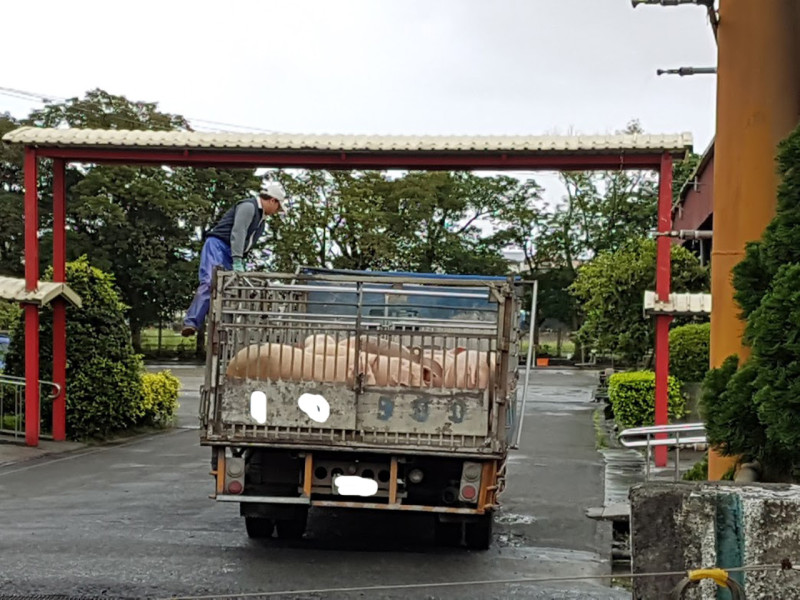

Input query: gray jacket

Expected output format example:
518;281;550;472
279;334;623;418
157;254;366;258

206;197;266;258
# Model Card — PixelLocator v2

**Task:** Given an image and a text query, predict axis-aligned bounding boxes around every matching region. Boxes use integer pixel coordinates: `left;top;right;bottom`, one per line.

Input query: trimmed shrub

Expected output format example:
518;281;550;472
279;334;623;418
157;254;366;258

5;257;144;439
669;323;710;383
140;371;180;426
608;370;686;430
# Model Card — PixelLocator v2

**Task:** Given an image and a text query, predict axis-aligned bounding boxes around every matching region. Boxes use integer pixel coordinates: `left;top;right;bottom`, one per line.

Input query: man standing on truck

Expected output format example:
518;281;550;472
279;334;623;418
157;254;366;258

181;180;288;337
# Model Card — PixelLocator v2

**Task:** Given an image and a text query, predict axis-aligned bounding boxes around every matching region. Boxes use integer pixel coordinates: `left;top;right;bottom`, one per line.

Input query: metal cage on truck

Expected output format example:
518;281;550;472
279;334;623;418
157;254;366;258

200;268;527;548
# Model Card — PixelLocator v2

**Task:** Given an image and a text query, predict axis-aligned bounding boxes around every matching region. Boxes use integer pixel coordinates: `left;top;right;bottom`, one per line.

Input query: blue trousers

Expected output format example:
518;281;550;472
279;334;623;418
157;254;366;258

184;237;233;329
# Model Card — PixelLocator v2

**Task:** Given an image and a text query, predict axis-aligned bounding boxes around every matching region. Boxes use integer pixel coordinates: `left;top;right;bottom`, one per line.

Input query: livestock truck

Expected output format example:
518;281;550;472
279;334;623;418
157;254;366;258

199;268;530;549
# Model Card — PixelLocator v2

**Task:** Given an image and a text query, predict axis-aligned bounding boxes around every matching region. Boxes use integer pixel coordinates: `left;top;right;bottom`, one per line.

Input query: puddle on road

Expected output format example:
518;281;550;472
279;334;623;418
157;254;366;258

496;512;537;525
496;531;529;548
496;540;605;564
602;448;645;505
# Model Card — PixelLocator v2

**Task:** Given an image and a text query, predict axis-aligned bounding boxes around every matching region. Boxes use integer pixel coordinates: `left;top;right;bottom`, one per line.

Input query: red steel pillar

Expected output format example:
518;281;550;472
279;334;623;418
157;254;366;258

24;148;40;447
52;159;67;441
654;152;673;468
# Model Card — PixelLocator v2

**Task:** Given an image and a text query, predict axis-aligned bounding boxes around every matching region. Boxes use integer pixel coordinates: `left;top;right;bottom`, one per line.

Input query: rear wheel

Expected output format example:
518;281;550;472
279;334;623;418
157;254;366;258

245;517;275;539
274;509;308;540
464;515;493;551
434;519;462;547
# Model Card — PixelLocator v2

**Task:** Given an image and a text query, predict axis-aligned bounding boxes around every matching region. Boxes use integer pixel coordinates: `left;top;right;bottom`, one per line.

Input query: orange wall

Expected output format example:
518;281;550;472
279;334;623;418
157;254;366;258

709;0;800;479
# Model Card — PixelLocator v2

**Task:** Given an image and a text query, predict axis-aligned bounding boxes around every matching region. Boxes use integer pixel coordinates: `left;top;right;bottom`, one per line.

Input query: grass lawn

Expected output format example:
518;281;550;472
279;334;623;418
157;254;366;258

140;328;195;351
520;339;576;357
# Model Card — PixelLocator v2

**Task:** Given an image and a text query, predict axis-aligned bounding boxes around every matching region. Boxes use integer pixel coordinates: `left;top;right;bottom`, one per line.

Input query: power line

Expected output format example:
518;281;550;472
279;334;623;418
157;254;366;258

0;84;277;134
158;561;798;600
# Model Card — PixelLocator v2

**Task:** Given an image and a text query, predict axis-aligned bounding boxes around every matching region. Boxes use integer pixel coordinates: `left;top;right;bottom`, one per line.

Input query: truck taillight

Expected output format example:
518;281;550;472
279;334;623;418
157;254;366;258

460;483;478;501
226;456;245;495
459;461;482;504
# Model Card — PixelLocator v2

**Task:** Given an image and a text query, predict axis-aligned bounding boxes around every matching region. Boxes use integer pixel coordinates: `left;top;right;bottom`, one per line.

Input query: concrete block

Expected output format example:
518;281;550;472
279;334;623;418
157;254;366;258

630;482;800;599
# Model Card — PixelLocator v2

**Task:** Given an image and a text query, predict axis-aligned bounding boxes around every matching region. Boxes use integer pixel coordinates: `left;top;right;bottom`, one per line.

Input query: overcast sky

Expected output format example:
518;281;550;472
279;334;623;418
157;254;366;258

2;0;718;253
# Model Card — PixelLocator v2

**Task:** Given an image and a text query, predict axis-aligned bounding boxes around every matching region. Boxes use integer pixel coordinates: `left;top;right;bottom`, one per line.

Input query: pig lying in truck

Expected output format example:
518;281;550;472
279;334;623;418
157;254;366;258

226;333;496;390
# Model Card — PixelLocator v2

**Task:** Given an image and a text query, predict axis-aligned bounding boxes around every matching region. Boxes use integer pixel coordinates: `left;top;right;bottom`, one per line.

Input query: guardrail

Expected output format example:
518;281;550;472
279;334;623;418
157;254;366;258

618;422;707;481
0;374;61;439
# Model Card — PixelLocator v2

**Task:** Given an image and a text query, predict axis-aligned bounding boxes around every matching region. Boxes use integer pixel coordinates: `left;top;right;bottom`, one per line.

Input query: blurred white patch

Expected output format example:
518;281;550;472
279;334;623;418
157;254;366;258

298;393;330;423
333;475;379;497
250;390;267;424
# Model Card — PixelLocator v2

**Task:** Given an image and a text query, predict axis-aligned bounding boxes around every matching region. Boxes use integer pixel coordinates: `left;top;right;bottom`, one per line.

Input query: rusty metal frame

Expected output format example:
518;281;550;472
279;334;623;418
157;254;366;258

310;500;485;515
204;270;516;454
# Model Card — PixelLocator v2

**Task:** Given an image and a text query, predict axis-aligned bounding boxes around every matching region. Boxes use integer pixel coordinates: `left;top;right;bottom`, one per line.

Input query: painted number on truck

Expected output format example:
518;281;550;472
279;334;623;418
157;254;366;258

377;397;394;421
449;400;466;424
411;398;430;422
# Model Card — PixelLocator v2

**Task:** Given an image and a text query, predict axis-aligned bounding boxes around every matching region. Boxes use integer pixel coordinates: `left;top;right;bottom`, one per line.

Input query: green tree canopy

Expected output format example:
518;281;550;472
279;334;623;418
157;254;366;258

570;238;709;364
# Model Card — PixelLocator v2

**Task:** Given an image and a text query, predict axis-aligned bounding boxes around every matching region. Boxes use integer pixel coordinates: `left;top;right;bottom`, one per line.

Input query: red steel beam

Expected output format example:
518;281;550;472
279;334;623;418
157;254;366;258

654;153;674;468
52;158;67;441
24;148;40;447
34;147;668;171
19;141;681;451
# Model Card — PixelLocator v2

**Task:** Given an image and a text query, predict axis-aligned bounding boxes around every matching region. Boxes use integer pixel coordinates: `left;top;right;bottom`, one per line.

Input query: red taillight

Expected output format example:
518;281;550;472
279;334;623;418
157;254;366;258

228;480;243;495
461;484;477;501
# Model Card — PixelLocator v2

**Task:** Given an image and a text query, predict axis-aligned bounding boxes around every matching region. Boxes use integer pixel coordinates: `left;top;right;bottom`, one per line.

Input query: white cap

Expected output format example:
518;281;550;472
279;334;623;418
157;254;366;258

259;180;288;212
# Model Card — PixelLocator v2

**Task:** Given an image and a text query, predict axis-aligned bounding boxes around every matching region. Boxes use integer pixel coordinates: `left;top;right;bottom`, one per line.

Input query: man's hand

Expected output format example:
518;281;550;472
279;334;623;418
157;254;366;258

233;258;245;272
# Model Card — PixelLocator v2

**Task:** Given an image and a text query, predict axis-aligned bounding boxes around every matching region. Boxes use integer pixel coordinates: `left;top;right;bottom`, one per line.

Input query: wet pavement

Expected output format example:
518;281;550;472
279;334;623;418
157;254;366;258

0;367;628;600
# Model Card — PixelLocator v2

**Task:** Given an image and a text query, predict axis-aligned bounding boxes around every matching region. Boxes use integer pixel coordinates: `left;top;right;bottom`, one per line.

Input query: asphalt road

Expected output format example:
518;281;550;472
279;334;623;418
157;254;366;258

0;366;627;600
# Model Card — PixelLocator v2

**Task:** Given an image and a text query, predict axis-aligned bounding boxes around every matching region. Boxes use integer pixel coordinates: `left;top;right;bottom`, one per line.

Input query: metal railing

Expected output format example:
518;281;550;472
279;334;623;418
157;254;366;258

618;422;708;481
0;374;60;439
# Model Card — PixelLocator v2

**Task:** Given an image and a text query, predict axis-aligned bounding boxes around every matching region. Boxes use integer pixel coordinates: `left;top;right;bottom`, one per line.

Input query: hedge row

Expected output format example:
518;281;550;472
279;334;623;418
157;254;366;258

608;370;687;430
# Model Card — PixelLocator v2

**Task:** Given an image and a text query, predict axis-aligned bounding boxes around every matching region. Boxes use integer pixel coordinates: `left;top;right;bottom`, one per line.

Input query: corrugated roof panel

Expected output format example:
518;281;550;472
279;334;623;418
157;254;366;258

0;277;82;308
2;127;693;155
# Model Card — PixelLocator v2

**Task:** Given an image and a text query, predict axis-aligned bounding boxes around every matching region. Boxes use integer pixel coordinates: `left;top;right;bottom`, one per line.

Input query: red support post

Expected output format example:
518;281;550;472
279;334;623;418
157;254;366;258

655;152;674;468
52;158;67;441
24;148;40;447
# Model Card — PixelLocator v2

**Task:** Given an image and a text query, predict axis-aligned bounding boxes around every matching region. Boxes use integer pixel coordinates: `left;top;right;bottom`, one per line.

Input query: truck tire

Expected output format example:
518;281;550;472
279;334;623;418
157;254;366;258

434;519;462;547
464;515;493;551
274;509;308;540
245;517;275;539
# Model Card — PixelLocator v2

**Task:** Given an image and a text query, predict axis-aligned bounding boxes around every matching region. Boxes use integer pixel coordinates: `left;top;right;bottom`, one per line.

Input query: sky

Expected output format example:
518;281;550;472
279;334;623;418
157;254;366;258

2;0;718;258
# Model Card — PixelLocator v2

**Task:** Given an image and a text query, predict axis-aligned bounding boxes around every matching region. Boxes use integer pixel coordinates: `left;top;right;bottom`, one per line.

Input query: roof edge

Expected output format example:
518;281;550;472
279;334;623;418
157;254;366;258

0;277;83;308
2;126;693;157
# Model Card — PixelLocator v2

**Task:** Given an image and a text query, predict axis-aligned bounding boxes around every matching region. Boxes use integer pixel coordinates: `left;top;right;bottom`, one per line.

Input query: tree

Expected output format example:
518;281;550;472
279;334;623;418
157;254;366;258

0;114;25;277
569;238;709;364
508;121;700;346
5;257;144;439
24;90;257;350
700;123;800;481
262;170;541;275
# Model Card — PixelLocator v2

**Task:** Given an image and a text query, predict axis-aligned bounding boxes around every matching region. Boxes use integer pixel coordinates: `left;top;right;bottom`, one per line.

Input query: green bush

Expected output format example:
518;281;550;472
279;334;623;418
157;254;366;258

608;370;686;430
570;238;709;365
140;370;180;426
669;323;710;383
683;455;708;481
0;300;21;331
5;257;144;440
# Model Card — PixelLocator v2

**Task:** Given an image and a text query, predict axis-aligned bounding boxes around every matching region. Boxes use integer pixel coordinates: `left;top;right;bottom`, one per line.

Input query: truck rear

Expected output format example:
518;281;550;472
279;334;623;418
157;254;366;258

199;268;525;549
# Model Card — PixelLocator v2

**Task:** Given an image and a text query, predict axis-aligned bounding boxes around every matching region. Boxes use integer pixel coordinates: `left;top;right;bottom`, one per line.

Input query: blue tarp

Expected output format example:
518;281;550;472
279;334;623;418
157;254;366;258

300;266;519;282
297;268;508;319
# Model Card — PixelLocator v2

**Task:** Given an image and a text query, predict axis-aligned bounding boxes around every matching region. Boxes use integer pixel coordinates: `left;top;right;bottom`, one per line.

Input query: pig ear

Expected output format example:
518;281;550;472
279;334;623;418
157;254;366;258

449;347;467;356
